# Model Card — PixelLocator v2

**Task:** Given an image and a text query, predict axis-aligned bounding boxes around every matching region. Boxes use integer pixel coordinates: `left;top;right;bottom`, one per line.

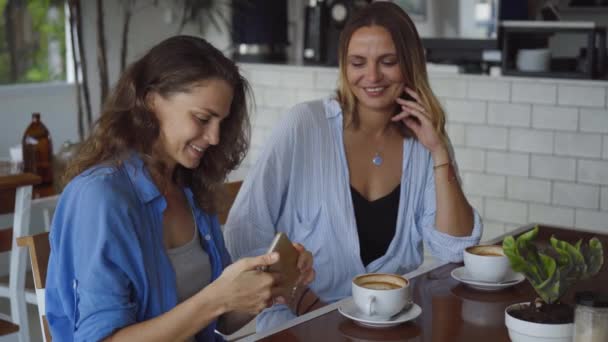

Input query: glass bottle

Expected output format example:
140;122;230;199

573;291;608;342
22;113;53;184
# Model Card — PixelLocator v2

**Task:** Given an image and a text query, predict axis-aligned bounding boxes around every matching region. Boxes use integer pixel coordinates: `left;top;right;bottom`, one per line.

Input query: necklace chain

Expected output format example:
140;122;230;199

371;126;393;167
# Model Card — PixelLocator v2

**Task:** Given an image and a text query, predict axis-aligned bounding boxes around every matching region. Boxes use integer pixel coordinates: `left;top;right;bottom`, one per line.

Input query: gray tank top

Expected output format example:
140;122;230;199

167;227;212;304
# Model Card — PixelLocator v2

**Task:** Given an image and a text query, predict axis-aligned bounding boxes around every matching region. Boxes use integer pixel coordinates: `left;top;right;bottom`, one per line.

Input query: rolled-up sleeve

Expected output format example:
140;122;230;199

47;177;140;341
418;152;483;262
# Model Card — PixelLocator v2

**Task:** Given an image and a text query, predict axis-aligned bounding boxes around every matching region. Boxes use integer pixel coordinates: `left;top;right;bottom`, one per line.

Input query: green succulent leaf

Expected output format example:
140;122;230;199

581;238;604;278
533;255;560;304
502;225;605;305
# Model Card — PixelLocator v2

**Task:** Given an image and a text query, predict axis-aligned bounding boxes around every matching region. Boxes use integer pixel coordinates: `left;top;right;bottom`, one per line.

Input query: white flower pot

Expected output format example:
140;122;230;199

505;303;573;342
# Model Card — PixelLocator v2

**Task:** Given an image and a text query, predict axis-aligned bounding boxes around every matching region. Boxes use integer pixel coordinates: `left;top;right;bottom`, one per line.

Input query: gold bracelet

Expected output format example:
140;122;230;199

433;161;450;170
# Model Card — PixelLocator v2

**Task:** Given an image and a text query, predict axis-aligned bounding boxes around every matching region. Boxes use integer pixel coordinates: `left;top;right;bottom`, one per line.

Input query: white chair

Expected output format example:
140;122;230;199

17;233;51;342
0;173;41;342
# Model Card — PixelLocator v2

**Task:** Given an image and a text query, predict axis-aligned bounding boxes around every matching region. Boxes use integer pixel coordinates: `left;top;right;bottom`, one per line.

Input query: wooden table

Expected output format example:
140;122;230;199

250;224;608;342
0;163;55;215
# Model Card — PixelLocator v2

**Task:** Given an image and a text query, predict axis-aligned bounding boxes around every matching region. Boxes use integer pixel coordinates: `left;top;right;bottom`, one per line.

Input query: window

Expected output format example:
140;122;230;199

0;0;67;85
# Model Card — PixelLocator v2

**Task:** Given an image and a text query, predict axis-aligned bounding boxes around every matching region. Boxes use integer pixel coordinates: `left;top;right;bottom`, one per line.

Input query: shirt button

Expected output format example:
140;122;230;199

72;280;77;289
205;234;211;241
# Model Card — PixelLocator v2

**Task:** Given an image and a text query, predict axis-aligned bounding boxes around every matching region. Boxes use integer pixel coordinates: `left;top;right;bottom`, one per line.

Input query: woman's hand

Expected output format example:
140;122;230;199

393;87;447;158
212;253;282;315
292;243;315;287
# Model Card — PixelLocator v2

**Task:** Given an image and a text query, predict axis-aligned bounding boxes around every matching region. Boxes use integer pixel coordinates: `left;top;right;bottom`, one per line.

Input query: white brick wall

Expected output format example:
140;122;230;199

580;108;608;133
578;160;608;185
241;64;608;233
445;99;486;124
529;204;575;227
453;147;485;172
531;155;576;181
487;103;531;127
446;123;465;146
507;176;551;203
575;209;608;231
486;151;529;177
558;85;606;108
512;83;557;105
554;132;602;158
430;77;467;98
466;126;508;150
510;129;554;154
601;187;608;211
467;80;511;102
532;105;578;131
552;182;599;209
485;198;528;224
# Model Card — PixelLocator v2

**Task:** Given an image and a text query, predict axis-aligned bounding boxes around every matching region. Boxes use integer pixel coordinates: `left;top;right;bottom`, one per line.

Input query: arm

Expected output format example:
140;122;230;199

104;283;227;341
395;88;475;236
430;146;474;236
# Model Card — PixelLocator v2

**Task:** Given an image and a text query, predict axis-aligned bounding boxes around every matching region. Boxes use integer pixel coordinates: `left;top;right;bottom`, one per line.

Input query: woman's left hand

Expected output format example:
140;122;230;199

293;243;315;287
393;87;446;155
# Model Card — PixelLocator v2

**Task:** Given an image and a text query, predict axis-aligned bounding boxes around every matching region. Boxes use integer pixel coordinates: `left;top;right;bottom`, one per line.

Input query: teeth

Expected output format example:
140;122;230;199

365;87;385;92
190;144;203;152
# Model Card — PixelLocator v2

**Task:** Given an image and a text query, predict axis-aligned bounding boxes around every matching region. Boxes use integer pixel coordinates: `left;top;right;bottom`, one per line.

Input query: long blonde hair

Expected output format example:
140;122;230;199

336;2;447;142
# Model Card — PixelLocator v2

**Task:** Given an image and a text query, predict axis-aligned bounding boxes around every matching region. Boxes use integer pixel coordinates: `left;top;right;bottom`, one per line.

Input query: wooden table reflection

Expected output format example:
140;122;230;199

256;225;608;342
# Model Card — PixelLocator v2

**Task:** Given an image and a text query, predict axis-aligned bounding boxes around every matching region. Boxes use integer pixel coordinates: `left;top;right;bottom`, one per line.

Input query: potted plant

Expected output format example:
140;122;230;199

502;226;604;342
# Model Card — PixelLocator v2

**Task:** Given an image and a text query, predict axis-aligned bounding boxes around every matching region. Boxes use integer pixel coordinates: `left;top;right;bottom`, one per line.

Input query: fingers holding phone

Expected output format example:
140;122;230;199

213;252;283;315
292;242;315;287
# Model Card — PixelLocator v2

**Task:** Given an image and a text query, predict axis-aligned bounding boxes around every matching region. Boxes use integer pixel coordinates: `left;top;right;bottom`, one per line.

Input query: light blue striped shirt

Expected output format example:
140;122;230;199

224;98;482;332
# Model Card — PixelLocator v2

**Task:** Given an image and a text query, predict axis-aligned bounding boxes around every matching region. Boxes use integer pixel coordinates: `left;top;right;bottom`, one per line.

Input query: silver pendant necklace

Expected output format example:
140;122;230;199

372;152;383;166
372;127;392;167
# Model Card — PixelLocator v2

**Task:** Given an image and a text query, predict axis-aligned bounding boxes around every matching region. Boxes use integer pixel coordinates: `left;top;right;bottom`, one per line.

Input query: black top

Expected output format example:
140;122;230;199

351;184;401;266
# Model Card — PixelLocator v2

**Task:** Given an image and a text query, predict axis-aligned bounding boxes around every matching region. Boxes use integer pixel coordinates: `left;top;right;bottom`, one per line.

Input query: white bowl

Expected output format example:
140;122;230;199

516;49;551;72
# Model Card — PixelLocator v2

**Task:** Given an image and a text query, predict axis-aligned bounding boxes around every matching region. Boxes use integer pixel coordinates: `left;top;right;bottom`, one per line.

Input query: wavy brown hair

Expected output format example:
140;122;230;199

336;2;447;142
63;35;251;213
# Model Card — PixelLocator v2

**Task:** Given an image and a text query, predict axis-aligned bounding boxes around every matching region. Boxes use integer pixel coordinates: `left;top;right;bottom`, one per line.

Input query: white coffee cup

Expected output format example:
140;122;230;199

351;273;411;319
463;245;511;283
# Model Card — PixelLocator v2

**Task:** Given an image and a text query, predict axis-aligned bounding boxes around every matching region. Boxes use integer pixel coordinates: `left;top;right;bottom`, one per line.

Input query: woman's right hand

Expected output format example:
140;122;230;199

212;252;282;315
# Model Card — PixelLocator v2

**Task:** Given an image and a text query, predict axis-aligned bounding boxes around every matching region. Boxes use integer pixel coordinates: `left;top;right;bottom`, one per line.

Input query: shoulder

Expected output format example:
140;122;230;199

61;164;136;207
280;98;339;132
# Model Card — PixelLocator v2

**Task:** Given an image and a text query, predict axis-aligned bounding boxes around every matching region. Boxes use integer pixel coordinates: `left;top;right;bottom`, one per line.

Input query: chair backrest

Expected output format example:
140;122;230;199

0;173;40;342
31;195;60;232
218;181;243;225
17;232;51;342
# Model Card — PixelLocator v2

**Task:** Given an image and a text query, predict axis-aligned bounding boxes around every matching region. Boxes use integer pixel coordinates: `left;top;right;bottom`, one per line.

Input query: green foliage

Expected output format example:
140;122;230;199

0;0;66;84
503;226;604;304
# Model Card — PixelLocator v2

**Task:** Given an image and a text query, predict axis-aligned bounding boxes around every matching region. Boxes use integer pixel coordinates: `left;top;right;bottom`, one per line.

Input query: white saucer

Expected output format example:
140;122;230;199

450;266;525;291
338;298;422;328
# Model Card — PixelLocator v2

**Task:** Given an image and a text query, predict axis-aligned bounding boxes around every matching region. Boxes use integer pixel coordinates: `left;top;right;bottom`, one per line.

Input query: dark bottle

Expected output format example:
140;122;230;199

22;113;53;184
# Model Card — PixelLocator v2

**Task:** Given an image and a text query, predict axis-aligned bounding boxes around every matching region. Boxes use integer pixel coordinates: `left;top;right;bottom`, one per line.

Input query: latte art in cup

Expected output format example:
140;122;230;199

361;282;402;290
352;273;411;319
463;245;512;283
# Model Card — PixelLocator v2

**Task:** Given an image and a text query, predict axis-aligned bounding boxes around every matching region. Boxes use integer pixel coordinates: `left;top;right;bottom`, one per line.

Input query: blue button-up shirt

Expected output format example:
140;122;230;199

46;154;231;341
224;98;483;332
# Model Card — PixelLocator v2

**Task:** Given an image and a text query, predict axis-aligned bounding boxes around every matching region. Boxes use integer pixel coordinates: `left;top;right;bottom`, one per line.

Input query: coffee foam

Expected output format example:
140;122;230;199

466;245;505;257
354;274;408;289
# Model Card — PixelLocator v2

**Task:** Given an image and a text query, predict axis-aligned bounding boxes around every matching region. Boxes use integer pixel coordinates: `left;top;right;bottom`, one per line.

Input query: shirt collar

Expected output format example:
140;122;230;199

123;153;163;204
124;153;198;207
324;97;343;119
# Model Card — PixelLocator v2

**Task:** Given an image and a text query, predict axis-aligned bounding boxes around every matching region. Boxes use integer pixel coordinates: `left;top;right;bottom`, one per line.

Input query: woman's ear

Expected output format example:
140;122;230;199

144;91;157;112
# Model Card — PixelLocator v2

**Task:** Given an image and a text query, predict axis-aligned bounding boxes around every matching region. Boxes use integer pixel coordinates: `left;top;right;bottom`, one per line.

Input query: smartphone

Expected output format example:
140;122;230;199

394;90;417;137
265;232;301;289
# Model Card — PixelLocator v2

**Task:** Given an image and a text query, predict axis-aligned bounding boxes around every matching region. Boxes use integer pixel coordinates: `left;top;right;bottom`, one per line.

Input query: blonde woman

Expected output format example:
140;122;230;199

224;2;482;331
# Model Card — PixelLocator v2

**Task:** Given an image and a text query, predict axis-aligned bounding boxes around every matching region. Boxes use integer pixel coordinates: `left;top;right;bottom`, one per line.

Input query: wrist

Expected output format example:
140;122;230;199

431;145;449;165
200;281;230;316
